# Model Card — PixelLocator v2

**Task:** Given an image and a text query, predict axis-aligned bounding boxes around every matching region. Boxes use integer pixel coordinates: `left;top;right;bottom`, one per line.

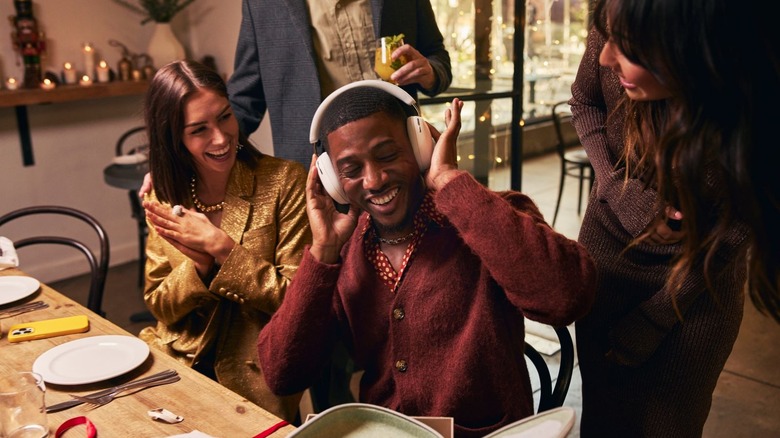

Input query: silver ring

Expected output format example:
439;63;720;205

172;205;184;217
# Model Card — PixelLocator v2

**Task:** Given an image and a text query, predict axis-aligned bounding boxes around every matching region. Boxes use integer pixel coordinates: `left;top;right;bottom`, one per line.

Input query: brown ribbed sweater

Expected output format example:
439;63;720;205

569;29;750;437
258;172;596;438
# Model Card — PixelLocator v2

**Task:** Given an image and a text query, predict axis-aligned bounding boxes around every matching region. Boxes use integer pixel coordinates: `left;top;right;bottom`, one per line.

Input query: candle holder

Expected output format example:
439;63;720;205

6;77;20;90
40;78;55;90
62;62;78;85
82;42;96;80
97;60;111;83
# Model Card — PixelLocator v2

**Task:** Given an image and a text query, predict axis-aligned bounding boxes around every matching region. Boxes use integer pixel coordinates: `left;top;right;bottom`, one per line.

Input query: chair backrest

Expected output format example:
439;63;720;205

116;126;148;156
524;326;575;413
0;206;110;316
551;101;581;155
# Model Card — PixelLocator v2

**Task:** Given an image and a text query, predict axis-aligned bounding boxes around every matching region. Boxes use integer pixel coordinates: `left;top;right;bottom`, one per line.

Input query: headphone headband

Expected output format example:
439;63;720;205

309;80;419;144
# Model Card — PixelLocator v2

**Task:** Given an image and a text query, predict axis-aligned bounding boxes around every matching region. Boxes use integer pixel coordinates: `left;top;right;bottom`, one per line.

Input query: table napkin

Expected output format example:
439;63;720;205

0;236;19;270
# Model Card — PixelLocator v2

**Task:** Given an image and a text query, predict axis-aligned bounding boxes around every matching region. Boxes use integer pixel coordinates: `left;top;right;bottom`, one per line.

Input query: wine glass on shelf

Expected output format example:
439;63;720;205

374;34;407;84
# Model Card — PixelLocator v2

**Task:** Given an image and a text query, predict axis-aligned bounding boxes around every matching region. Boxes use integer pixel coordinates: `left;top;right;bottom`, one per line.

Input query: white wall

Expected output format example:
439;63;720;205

0;0;273;283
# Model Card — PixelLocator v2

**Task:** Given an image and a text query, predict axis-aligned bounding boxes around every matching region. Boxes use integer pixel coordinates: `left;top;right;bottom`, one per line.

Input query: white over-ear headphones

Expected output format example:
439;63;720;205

309;80;434;205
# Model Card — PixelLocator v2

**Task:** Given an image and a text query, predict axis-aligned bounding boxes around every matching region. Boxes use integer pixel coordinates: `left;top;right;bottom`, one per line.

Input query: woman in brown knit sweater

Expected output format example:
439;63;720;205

570;18;752;438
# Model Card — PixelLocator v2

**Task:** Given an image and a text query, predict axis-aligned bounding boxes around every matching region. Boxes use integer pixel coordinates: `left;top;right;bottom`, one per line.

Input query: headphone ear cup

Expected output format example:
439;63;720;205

407;116;434;171
315;152;350;205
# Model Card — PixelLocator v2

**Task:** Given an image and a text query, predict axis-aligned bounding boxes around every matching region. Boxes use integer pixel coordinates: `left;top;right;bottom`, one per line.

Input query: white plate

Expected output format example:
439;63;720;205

32;335;150;385
0;276;41;305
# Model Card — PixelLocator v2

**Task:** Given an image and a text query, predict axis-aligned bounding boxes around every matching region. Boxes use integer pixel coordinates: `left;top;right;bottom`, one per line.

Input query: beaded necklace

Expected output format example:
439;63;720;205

190;175;225;213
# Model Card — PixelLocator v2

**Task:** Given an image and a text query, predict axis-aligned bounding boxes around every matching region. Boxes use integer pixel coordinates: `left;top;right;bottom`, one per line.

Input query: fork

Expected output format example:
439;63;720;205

47;369;178;413
0;301;48;318
69;374;181;408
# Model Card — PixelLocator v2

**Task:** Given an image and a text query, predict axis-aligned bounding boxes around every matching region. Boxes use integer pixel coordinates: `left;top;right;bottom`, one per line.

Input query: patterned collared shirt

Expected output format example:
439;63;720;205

306;0;377;99
360;193;446;293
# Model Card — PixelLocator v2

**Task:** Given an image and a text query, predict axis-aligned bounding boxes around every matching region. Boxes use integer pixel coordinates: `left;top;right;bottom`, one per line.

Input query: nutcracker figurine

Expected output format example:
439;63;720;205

9;0;45;88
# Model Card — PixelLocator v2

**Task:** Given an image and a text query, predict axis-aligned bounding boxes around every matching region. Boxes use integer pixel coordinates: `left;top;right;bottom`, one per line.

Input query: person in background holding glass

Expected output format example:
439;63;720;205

139;60;310;422
227;0;452;167
569;0;771;435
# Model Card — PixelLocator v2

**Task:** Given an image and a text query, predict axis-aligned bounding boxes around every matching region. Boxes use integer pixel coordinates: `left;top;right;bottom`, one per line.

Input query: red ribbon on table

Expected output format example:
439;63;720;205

55;416;97;438
55;414;286;437
252;419;289;438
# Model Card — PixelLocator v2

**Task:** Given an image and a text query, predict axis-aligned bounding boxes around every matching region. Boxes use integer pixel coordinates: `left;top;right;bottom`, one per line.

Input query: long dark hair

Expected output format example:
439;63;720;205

144;60;261;206
595;0;780;321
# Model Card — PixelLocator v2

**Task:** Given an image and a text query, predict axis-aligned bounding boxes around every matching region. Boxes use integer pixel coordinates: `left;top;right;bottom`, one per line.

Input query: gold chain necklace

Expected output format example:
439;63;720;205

377;230;415;245
190;175;225;213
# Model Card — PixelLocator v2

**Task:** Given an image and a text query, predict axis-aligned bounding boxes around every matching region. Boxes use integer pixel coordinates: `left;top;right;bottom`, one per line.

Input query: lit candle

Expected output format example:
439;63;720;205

82;42;96;80
5;77;19;90
97;60;110;83
79;74;93;86
62;62;77;85
40;78;56;90
131;69;142;82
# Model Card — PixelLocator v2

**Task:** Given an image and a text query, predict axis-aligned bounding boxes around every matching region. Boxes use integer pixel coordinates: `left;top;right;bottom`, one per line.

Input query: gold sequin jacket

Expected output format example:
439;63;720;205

139;155;311;421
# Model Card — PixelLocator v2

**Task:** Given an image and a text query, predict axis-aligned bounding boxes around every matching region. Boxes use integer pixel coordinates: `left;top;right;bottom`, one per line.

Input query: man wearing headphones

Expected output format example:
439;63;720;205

257;82;597;437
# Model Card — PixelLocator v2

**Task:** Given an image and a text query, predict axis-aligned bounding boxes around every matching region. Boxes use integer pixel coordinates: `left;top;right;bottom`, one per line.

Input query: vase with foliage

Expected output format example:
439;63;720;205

113;0;196;24
113;0;197;67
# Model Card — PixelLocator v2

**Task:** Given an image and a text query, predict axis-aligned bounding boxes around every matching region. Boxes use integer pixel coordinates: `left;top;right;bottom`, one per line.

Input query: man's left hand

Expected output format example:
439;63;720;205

426;98;463;191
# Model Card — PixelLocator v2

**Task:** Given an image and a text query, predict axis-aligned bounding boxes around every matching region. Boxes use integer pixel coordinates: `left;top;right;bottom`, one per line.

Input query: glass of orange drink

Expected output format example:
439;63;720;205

375;34;407;83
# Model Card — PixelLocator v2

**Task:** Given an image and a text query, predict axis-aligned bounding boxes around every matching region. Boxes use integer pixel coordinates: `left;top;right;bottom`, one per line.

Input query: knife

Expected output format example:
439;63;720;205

45;369;177;413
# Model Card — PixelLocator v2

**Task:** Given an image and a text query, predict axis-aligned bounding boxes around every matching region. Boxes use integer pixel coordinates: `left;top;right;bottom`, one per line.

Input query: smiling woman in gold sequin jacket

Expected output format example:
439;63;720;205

138;60;311;422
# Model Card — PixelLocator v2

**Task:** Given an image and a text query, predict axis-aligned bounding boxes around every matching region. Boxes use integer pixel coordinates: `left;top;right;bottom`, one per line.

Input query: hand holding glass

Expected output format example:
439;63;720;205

375;35;407;83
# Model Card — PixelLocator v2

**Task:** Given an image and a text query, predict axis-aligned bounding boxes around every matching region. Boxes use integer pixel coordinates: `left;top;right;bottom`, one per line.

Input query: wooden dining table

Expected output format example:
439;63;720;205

0;268;296;437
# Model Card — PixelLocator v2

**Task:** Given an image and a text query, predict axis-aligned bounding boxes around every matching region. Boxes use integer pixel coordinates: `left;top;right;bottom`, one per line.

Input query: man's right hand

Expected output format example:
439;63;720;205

306;154;359;264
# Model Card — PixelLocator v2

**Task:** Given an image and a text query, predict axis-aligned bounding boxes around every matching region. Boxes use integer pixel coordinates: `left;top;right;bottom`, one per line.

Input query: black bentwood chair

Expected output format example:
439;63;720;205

551;100;594;227
0;205;110;316
524;326;576;412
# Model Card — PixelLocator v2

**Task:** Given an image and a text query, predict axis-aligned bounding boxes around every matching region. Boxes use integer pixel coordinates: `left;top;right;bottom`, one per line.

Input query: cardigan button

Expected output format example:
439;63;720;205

219;287;227;294
395;359;408;372
392;308;405;320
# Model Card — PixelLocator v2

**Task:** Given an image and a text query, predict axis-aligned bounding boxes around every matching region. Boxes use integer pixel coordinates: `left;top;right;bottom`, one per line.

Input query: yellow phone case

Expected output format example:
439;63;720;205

7;315;90;342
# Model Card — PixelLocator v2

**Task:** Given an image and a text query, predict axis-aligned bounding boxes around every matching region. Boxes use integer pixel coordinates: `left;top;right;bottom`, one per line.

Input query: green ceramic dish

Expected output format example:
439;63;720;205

482;407;576;438
289;403;443;438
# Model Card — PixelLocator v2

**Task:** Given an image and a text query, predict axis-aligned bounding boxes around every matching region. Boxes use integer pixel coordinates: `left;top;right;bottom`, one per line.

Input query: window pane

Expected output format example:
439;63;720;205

428;0;589;118
423;1;589;190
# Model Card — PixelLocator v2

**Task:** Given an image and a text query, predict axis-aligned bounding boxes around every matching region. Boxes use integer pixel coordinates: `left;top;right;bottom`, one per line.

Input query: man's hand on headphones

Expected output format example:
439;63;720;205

426;98;464;191
306;154;360;264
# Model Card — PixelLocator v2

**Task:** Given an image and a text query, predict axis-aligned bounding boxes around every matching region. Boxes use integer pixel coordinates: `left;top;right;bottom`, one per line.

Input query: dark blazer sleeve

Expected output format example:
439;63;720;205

412;0;452;96
227;0;267;136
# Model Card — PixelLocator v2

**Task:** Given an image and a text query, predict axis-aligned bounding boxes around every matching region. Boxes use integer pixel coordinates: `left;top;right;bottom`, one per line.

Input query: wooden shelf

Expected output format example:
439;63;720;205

2;80;149;166
0;80;148;108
